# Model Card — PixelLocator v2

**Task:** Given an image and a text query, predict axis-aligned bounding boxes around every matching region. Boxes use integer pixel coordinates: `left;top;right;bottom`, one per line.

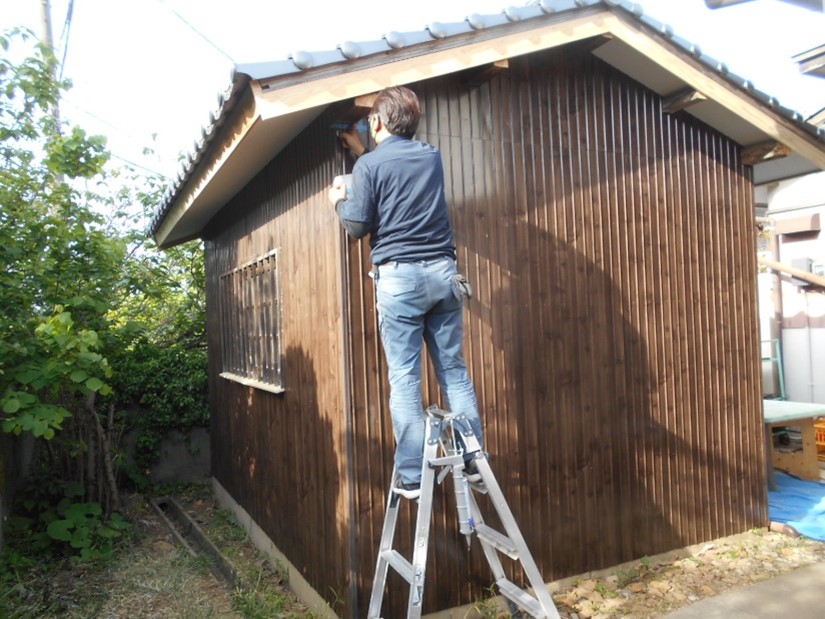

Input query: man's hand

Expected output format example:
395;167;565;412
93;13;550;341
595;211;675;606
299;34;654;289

328;185;347;205
328;176;348;205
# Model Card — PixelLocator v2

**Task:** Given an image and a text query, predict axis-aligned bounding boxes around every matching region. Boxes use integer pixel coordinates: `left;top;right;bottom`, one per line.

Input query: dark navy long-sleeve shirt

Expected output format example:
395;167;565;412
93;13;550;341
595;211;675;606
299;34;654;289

335;134;456;266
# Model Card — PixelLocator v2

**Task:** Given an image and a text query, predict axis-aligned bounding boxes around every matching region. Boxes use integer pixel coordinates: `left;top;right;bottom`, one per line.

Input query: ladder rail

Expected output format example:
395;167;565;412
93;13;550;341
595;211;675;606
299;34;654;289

367;471;401;618
457;427;559;618
368;407;561;619
406;430;439;616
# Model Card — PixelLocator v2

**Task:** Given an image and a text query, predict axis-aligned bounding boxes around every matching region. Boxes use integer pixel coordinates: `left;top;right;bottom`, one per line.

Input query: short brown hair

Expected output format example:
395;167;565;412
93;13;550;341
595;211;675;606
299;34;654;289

371;86;421;138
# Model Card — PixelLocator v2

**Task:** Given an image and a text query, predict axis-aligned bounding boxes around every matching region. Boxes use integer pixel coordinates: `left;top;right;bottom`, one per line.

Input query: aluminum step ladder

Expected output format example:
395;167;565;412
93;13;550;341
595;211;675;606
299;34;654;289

367;405;561;619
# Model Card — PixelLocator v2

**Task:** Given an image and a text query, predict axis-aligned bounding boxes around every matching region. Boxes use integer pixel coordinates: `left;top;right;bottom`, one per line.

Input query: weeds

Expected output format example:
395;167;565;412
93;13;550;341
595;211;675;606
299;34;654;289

639;555;652;569
616;567;640;587
0;485;311;619
595;580;619;599
467;584;507;618
212;507;247;543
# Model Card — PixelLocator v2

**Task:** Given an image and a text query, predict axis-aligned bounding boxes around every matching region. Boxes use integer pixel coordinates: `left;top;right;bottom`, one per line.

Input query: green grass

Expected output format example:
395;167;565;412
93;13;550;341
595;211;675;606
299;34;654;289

1;485;313;619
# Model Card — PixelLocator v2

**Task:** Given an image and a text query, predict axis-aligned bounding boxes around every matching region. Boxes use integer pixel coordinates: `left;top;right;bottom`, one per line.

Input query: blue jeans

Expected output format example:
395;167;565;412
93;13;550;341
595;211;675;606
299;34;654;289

375;257;484;484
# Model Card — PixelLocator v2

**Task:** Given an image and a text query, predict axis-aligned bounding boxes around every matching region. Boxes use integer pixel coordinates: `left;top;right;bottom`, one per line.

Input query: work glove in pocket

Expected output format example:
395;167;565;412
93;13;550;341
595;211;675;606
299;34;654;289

450;274;473;302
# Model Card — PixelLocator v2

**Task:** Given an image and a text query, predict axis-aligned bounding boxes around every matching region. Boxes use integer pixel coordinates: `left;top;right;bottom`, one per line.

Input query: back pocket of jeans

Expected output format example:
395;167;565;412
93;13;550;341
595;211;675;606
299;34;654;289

380;278;417;296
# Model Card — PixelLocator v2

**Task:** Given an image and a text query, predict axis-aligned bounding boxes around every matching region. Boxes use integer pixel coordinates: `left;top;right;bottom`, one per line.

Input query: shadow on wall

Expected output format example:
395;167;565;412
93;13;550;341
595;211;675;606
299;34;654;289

233;345;345;615
480;223;683;574
454;204;756;584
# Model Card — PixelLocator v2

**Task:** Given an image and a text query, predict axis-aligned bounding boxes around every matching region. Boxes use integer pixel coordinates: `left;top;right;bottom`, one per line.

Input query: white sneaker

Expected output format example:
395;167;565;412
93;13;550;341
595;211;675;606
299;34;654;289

392;478;421;499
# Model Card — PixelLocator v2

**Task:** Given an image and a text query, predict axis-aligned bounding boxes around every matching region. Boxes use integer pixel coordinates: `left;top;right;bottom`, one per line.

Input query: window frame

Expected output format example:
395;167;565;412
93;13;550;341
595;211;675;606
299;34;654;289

218;249;284;394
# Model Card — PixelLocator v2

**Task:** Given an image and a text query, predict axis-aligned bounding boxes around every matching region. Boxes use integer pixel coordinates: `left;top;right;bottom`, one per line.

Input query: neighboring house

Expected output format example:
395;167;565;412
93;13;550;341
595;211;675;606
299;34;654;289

150;1;825;616
705;0;825;12
758;170;825;403
706;0;825;14
756;14;825;404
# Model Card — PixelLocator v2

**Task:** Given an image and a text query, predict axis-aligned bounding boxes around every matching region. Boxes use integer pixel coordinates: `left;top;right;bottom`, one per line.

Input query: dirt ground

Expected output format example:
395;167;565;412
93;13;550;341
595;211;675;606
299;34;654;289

14;483;825;618
146;485;825;618
549;524;825;618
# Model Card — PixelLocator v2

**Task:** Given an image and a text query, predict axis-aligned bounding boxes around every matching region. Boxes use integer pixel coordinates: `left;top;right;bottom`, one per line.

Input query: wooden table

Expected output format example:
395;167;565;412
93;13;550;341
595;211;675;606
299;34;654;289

763;399;825;490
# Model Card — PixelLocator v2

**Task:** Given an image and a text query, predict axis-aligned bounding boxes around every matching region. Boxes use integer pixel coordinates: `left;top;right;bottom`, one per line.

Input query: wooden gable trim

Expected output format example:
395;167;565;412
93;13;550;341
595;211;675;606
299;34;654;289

252;12;611;120
461;59;510;88
741;141;792;165
662;87;707;113
154;89;259;248
603;12;825;170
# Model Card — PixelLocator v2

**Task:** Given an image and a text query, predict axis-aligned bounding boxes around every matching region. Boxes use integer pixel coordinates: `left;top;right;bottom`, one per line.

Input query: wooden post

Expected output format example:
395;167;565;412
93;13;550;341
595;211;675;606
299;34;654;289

758;256;825;288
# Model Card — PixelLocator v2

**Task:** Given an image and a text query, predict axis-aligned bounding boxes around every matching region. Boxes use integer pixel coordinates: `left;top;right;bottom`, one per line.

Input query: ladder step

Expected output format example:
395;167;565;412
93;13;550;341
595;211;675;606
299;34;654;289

496;578;547;618
380;549;413;584
475;523;519;559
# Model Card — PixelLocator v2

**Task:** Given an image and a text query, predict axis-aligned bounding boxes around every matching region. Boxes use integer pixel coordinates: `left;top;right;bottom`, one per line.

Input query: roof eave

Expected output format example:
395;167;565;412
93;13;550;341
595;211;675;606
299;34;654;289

153;8;613;248
153;2;825;248
152;90;325;249
599;10;825;172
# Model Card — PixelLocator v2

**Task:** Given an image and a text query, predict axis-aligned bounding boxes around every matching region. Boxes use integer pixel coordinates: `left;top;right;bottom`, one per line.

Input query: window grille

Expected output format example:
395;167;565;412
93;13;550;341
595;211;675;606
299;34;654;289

218;249;283;393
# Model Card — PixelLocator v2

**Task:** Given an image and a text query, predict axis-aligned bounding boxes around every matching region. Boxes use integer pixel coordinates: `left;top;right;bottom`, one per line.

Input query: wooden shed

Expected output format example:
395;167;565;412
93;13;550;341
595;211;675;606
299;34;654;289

151;1;825;616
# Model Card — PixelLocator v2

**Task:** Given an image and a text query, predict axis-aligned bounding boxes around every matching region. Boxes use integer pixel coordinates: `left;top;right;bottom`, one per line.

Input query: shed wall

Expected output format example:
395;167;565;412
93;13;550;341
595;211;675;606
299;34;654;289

203;117;352;612
203;42;766;618
344;45;765;616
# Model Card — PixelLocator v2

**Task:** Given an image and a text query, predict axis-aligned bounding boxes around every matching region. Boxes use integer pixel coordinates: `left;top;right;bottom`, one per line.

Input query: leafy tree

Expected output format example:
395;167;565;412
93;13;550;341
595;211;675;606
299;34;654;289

0;26;208;558
1;28;116;434
1;28;125;521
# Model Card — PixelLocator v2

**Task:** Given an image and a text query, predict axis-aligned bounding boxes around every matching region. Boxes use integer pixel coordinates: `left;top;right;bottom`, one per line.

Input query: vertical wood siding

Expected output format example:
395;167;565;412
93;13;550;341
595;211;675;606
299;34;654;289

203;41;765;618
204;113;353;613
344;44;764;616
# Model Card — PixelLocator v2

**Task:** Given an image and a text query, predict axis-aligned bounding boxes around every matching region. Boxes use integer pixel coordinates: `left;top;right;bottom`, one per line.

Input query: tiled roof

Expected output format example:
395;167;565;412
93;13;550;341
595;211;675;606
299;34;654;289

151;0;825;239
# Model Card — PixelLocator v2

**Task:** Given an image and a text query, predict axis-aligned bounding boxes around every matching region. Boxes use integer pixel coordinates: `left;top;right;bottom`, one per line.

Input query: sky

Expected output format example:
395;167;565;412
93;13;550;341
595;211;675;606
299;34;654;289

2;0;825;181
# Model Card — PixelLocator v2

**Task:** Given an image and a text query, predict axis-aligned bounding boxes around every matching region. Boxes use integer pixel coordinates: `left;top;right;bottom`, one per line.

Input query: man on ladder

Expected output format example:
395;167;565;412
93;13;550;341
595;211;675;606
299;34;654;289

328;85;484;498
330;86;559;618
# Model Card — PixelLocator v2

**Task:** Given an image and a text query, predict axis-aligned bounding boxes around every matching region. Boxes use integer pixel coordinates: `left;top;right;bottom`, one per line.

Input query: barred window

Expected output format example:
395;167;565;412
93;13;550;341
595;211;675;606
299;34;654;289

218;250;284;393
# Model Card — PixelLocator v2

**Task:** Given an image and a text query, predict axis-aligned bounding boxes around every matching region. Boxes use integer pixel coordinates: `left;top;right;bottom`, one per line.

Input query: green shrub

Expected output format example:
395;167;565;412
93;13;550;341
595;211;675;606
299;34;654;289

108;337;208;472
1;476;131;565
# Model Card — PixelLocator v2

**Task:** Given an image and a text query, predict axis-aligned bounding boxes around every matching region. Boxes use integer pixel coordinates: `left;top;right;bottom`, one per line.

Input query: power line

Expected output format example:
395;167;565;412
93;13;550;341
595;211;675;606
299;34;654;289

157;0;235;63
108;151;171;179
57;0;74;80
58;99;176;178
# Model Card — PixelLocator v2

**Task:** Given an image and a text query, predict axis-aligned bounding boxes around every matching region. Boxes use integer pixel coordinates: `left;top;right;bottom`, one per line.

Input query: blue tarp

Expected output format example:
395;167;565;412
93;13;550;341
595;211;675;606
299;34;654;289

768;471;825;541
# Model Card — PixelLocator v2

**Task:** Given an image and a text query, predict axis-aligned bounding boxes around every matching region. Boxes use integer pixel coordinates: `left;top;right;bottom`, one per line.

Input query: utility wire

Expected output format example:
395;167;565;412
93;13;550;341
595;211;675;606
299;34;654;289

57;0;74;80
45;1;225;182
108;152;171;178
61;97;130;135
158;0;235;63
59;99;174;178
